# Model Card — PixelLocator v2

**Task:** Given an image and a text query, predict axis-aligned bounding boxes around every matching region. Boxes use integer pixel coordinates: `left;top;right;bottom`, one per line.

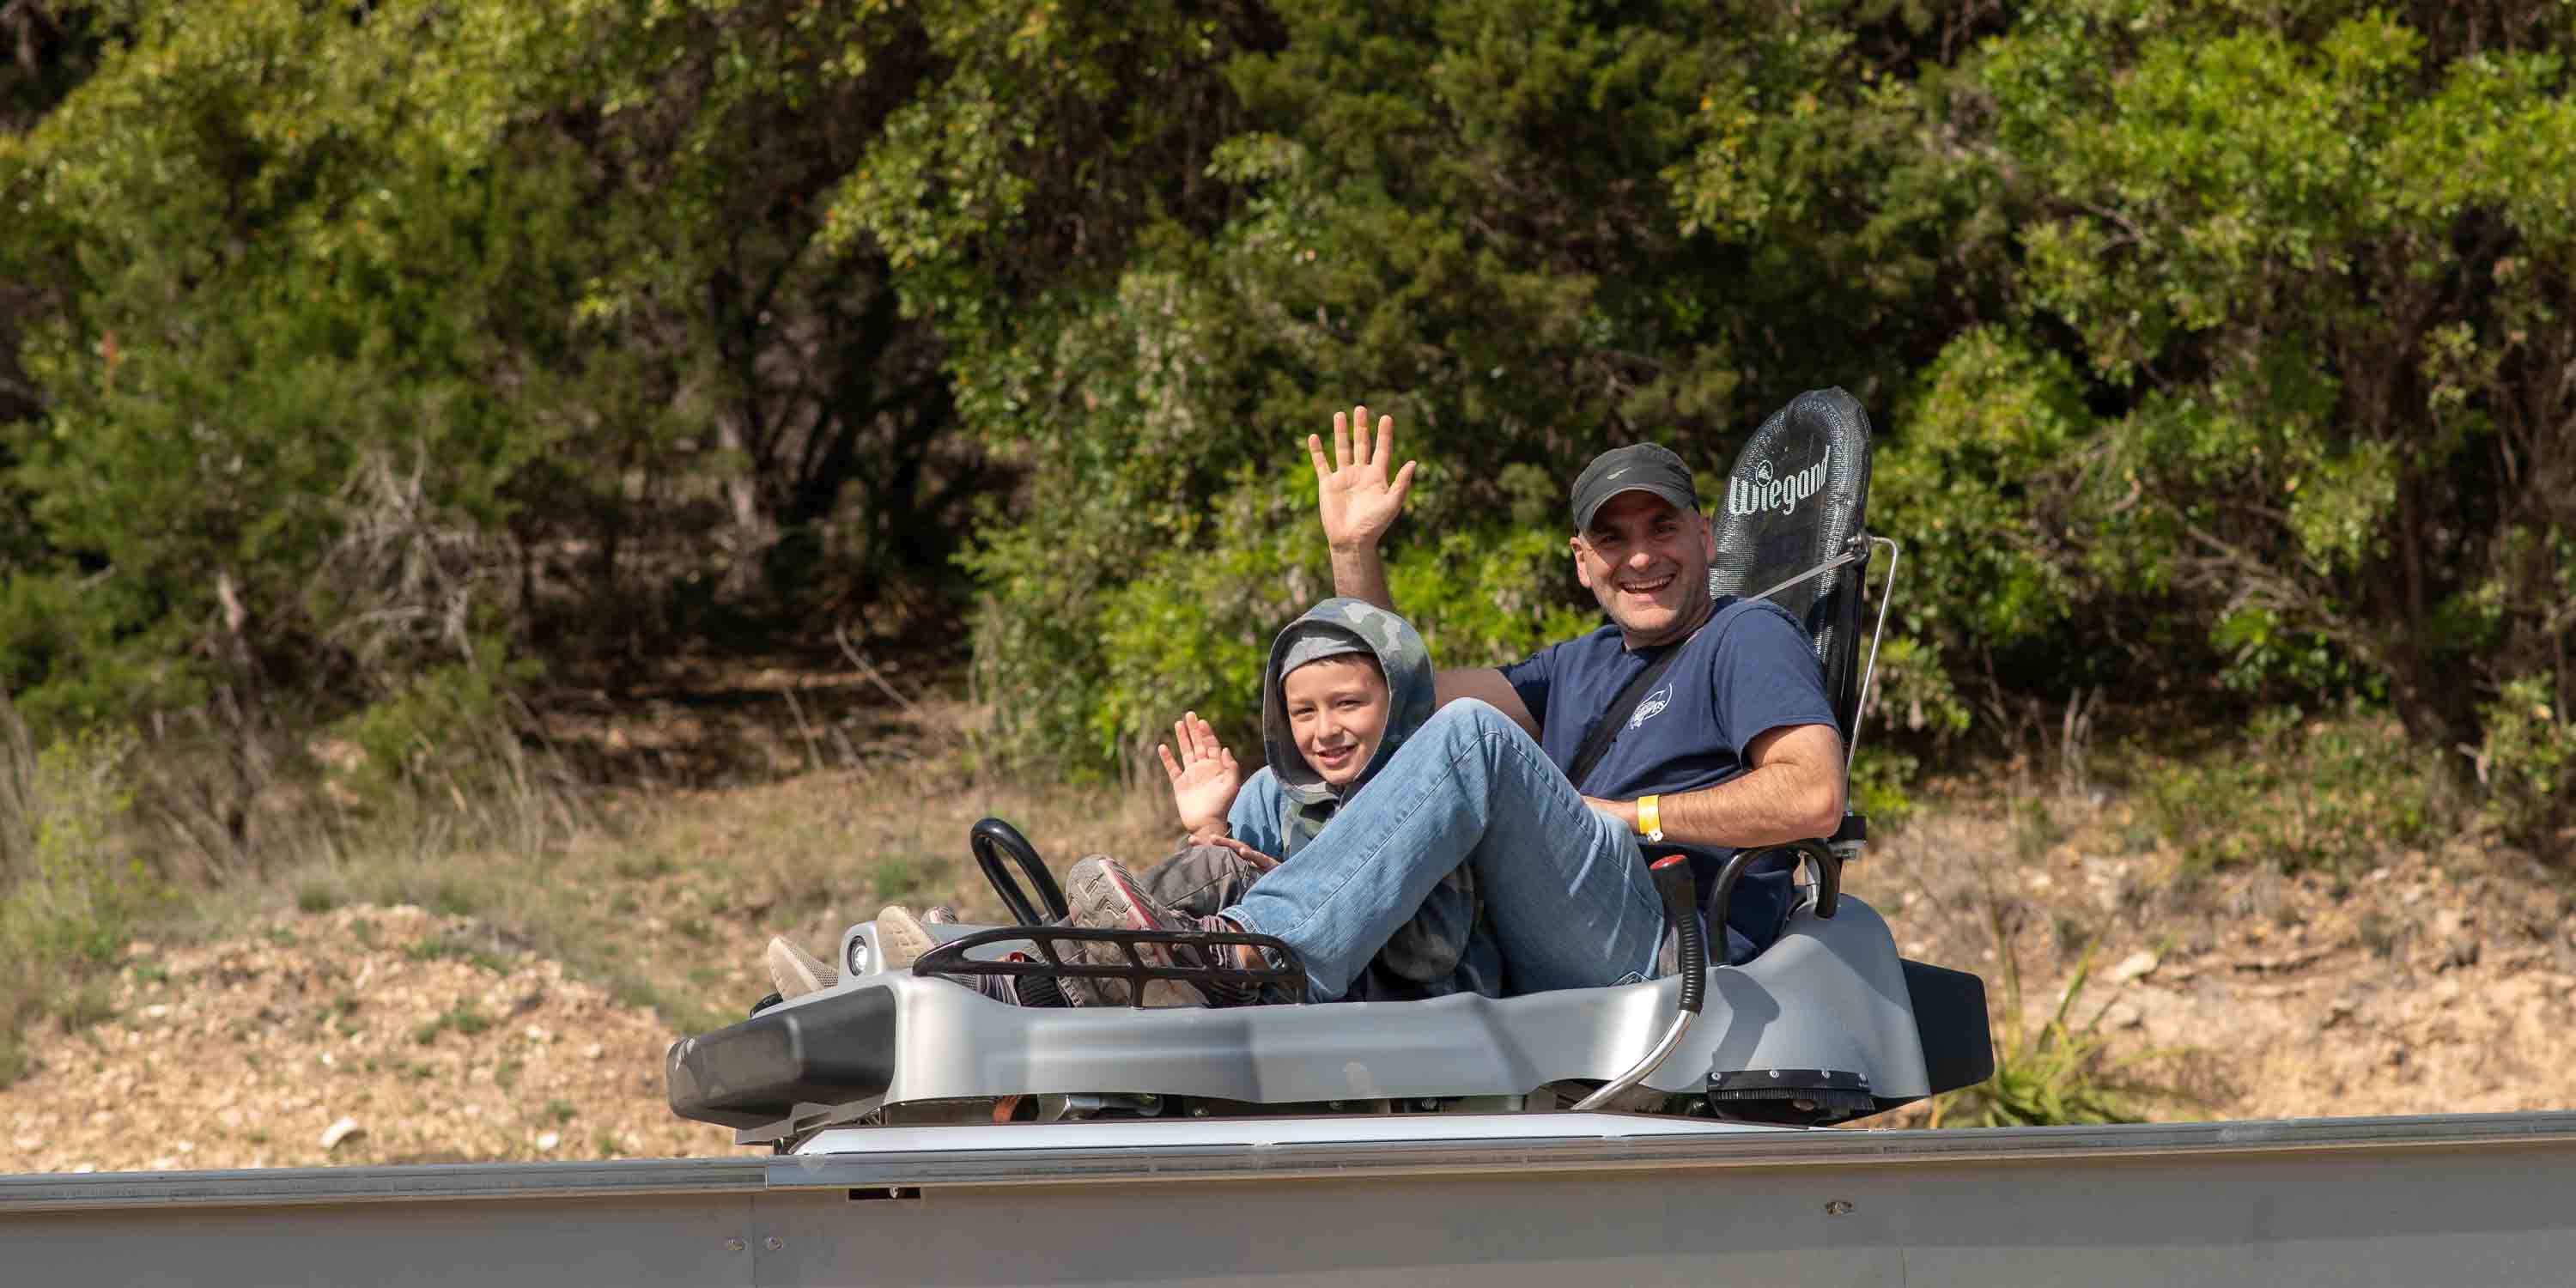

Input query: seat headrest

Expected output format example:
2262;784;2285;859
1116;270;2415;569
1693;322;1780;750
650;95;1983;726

1708;388;1874;740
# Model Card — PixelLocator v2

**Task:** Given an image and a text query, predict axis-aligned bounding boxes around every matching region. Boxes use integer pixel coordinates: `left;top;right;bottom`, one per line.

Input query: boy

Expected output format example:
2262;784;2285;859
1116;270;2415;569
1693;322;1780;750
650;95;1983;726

766;598;1495;1005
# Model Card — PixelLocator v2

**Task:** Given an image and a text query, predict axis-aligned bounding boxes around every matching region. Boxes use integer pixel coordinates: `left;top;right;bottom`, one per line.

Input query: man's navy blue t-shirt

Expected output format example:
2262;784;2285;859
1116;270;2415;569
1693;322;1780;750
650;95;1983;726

1498;597;1839;964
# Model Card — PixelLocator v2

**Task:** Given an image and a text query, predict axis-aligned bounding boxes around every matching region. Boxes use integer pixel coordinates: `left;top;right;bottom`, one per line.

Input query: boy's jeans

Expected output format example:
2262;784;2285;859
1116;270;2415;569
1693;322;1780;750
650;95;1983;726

1137;842;1267;916
1222;700;1662;1001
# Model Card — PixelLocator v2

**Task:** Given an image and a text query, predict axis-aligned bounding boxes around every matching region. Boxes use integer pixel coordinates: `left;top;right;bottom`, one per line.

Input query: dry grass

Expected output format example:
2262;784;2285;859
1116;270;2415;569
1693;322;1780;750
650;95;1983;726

337;747;1185;1036
0;681;1182;1076
187;768;1176;1047
0;696;154;1084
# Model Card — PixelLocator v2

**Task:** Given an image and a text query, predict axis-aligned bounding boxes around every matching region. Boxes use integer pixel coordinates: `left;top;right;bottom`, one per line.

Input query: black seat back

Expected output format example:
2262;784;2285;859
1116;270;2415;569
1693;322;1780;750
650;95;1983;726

1706;387;1873;742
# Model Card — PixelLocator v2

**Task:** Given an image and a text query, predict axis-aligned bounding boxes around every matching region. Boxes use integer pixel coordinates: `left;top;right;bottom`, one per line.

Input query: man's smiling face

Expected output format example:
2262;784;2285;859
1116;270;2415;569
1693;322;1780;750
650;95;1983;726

1571;490;1716;647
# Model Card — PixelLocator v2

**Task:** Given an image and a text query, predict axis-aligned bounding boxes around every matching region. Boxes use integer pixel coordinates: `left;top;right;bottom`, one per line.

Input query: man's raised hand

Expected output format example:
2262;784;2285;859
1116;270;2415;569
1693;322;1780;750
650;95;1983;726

1309;404;1418;554
1157;711;1242;838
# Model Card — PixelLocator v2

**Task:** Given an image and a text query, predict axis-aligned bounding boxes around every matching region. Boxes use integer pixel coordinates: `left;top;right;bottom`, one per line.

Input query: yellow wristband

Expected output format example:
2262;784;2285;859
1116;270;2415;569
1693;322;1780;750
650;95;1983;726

1636;794;1663;844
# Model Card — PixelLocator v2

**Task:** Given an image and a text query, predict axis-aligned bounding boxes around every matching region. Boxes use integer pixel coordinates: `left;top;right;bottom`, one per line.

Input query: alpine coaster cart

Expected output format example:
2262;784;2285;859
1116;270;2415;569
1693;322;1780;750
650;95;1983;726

667;388;1996;1149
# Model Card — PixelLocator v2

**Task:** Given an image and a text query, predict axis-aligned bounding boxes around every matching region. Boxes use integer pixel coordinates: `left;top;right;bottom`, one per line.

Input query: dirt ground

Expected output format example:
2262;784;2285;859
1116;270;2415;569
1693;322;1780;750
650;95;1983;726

3;904;740;1172
3;780;2573;1175
1876;792;2576;1122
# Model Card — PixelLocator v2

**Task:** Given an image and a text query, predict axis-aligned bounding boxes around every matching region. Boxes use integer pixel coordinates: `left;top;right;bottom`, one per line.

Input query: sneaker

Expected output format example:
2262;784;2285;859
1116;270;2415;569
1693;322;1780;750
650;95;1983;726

943;952;1071;1007
884;905;1070;1007
763;936;837;1000
1060;855;1252;1007
875;904;941;970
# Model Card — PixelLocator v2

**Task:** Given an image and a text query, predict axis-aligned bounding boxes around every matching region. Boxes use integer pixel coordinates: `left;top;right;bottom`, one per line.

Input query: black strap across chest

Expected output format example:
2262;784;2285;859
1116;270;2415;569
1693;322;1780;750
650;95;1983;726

1564;641;1689;793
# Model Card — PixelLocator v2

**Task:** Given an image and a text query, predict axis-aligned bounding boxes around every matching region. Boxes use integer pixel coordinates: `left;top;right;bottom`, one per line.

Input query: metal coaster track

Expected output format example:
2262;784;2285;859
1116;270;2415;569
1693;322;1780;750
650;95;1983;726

8;1111;2576;1285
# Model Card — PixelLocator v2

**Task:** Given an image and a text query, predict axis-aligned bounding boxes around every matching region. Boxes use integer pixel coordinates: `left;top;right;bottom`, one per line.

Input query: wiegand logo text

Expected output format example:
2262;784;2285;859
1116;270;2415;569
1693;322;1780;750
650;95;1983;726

1728;453;1826;519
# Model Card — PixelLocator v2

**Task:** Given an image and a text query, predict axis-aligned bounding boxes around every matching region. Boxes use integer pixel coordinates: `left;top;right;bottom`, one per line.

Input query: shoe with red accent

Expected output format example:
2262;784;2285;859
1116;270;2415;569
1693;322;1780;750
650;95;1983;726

1060;855;1254;1007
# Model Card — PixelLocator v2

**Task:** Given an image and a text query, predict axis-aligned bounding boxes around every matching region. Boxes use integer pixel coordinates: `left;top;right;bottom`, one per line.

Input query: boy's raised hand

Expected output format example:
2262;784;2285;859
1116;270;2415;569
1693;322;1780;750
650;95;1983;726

1157;711;1242;837
1309;404;1417;554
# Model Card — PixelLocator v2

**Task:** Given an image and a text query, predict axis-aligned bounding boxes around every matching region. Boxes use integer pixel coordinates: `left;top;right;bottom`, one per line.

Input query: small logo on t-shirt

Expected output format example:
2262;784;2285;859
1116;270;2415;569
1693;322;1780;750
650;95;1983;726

1629;683;1672;730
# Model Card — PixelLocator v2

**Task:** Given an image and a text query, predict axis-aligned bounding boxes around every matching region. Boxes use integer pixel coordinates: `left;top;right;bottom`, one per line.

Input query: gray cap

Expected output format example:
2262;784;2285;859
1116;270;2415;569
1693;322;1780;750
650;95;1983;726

1278;626;1372;677
1569;442;1698;532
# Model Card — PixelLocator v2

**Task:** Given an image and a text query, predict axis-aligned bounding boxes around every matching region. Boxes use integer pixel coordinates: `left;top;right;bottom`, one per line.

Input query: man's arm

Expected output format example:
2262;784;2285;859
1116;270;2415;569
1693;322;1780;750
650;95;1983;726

1431;667;1540;737
1586;723;1845;848
1310;404;1413;612
1328;543;1395;614
1308;405;1540;736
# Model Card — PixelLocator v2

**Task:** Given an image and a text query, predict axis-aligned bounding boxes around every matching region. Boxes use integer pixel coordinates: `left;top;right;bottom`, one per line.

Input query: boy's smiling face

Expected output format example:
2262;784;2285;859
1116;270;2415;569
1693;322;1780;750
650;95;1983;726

1281;655;1391;788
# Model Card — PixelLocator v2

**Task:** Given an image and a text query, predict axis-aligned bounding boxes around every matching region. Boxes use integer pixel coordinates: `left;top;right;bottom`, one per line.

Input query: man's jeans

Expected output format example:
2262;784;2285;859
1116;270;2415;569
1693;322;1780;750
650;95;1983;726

1221;700;1662;1001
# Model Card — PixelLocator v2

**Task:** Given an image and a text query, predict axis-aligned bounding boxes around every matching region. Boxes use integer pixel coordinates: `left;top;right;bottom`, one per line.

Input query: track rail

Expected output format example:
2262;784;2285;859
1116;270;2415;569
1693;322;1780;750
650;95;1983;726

11;1110;2575;1210
8;1113;2576;1286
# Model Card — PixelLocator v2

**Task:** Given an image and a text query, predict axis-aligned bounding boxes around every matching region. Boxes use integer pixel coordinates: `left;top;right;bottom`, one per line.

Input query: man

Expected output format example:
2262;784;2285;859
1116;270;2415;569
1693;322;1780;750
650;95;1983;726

1064;405;1844;1001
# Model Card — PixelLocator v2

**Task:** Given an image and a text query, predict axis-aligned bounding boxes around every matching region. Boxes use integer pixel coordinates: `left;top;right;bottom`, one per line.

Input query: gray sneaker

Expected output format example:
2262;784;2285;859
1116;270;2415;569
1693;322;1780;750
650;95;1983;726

890;905;1067;1007
874;904;941;970
1060;855;1248;1007
763;936;837;999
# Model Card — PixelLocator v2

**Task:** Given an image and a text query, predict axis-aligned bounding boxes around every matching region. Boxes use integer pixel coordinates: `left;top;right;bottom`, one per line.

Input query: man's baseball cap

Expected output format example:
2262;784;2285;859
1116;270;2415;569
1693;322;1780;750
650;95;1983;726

1569;443;1699;532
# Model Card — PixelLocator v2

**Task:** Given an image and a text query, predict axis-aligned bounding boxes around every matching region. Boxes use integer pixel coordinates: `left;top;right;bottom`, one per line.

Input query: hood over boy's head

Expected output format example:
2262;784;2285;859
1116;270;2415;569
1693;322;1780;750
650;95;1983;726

1262;599;1434;804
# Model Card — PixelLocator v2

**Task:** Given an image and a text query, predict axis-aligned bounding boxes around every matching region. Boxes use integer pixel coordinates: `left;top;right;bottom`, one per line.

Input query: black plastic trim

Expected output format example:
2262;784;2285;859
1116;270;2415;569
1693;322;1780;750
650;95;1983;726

1706;1066;1879;1125
666;985;898;1129
1902;957;1996;1096
1709;1066;1872;1096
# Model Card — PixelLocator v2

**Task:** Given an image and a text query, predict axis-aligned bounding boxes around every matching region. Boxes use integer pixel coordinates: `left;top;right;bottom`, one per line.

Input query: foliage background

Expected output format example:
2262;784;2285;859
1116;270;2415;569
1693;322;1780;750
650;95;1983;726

1;0;2570;863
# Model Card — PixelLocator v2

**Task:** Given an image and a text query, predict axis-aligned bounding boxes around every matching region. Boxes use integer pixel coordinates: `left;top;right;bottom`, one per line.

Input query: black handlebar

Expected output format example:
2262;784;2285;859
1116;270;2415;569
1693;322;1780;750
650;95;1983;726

1805;836;1843;919
969;817;1069;926
1703;838;1843;953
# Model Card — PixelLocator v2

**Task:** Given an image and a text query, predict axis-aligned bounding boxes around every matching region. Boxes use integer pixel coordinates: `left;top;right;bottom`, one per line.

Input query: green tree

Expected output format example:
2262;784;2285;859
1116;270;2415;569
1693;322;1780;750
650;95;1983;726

864;0;2013;765
0;1;104;554
3;0;2567;848
0;0;992;736
0;0;1021;877
1976;2;2576;834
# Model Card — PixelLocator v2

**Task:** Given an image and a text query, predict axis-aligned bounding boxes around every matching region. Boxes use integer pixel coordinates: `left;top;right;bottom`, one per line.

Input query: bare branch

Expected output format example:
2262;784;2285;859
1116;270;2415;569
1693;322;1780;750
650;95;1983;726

833;623;926;722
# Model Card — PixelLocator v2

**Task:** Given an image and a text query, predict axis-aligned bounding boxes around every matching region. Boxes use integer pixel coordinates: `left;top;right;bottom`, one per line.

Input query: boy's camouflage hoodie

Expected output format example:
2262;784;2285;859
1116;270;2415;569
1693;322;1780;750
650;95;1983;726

1247;598;1499;1000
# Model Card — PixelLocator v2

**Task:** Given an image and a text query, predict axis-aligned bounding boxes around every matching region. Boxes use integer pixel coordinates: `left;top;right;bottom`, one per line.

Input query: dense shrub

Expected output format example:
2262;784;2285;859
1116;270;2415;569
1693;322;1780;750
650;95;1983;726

0;0;2567;848
2139;706;2444;876
2476;679;2576;850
